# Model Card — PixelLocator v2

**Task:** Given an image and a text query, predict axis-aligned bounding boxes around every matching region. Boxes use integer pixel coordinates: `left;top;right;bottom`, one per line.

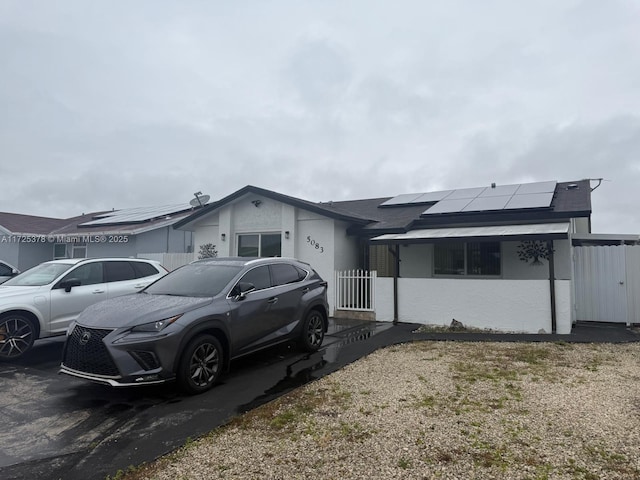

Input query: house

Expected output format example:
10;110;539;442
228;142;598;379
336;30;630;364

0;204;196;271
174;180;594;334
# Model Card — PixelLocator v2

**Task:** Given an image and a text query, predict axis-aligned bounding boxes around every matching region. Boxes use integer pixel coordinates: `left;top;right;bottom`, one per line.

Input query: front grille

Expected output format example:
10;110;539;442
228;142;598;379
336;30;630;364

130;350;160;371
63;325;120;377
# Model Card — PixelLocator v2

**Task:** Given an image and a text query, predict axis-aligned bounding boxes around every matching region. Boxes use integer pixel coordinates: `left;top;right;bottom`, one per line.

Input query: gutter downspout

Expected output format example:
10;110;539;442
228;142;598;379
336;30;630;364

547;240;557;333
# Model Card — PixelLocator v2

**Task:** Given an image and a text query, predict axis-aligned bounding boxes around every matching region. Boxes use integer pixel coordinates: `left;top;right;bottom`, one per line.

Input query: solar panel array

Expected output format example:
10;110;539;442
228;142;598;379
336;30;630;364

379;181;557;215
79;204;194;226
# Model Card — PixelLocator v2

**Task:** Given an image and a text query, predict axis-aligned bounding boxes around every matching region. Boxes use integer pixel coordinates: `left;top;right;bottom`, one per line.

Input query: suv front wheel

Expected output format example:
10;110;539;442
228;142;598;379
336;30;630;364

0;314;36;361
177;334;223;394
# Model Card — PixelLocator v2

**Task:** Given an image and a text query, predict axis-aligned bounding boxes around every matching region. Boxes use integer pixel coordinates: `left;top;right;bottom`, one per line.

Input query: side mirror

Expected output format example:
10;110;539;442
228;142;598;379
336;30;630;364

59;278;82;293
231;282;256;300
11;269;19;276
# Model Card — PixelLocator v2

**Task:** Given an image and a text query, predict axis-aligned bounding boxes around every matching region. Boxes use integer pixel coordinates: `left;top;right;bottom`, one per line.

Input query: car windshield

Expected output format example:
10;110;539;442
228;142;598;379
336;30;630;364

144;264;243;297
3;263;74;286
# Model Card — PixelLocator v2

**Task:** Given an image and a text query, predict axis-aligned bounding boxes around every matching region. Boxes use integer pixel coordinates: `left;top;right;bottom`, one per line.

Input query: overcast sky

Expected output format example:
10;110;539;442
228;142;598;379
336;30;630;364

1;0;639;233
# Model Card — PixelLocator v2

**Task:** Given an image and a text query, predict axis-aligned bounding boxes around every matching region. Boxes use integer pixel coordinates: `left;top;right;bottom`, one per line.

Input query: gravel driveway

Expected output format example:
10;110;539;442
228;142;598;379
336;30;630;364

124;341;640;480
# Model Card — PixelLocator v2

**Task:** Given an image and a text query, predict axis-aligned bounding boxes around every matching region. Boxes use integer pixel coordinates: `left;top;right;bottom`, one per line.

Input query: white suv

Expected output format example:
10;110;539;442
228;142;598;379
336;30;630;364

0;261;19;284
0;258;168;360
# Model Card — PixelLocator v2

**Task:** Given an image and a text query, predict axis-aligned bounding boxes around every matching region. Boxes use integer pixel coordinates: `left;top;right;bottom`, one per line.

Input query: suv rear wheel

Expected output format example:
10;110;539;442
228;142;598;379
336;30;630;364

177;334;223;394
300;310;325;352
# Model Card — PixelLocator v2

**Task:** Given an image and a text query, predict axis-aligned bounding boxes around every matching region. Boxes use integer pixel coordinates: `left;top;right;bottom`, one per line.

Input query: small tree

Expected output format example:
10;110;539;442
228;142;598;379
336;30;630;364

198;243;218;259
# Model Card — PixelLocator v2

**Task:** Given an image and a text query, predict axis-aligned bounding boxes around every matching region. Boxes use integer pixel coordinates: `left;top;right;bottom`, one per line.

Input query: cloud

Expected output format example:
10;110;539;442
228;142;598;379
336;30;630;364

0;0;639;236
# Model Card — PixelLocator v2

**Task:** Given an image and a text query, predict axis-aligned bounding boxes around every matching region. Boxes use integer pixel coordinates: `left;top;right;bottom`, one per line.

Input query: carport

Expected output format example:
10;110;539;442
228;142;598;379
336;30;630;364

370;223;573;334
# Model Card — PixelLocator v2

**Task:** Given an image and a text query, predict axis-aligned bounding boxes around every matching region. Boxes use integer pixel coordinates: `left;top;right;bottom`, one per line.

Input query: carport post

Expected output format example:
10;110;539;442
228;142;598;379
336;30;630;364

392;244;399;324
548;240;557;333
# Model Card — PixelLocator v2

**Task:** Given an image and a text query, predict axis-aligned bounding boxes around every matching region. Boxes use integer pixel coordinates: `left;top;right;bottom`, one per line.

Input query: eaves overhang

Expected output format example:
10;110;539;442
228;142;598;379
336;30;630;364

370;223;571;244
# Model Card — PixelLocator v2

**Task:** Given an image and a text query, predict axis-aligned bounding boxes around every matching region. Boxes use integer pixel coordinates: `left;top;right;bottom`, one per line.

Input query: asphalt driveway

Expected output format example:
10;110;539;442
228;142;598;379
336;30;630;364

0;318;392;480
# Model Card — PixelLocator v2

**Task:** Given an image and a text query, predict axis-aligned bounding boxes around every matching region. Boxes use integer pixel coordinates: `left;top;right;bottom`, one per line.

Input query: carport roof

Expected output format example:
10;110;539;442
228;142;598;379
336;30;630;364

370;222;571;243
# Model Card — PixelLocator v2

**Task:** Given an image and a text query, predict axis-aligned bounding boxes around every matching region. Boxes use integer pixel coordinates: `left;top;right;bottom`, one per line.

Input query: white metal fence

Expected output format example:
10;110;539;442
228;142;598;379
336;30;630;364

138;252;196;271
574;245;640;324
335;270;377;311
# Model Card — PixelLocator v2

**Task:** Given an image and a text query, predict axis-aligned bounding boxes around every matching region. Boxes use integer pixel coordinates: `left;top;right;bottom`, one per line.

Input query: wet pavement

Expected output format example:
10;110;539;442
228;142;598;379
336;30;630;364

0;318;636;480
0;318;391;480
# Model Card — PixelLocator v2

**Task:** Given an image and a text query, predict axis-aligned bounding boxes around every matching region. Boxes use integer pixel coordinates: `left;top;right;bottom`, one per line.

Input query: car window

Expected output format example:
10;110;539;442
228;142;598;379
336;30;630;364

0;263;11;276
270;263;305;286
239;265;271;290
131;261;159;278
145;264;242;297
58;262;104;287
4;263;73;286
104;261;136;282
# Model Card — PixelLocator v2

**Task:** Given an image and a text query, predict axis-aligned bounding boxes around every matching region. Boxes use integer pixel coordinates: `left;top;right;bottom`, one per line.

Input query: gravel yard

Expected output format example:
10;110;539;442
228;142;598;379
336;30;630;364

124;341;640;480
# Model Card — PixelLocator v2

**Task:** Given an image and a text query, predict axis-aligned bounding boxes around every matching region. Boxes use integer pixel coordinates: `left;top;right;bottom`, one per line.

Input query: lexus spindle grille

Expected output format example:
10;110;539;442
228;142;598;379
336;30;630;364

63;325;119;377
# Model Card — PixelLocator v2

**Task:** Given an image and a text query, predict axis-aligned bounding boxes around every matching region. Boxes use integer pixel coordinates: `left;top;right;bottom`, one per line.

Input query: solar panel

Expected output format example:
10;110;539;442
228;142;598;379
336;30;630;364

478;184;520;197
504;192;555;210
422;198;474;214
462;195;511;212
515;181;557;195
383;180;557;214
80;204;193;226
444;187;487;200
411;190;454;203
379;193;425;206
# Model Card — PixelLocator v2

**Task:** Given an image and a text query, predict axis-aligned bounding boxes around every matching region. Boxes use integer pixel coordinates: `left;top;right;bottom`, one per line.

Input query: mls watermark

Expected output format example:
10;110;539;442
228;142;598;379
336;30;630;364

0;235;129;244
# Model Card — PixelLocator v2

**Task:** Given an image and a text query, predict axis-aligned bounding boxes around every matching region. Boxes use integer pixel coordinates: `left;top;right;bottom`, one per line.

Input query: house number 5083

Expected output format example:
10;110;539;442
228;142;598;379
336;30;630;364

306;236;324;253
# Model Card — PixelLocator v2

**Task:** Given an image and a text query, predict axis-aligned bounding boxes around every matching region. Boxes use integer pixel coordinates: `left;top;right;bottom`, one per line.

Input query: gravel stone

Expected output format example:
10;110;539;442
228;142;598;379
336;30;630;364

132;341;640;480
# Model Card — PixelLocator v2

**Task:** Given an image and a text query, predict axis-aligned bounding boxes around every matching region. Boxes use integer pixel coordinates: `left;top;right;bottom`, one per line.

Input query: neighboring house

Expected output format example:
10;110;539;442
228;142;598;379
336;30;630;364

0;204;196;271
174;180;595;334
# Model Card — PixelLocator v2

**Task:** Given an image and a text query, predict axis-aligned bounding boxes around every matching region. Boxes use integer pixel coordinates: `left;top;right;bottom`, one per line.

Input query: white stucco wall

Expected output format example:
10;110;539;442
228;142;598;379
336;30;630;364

187;195;361;313
375;277;572;334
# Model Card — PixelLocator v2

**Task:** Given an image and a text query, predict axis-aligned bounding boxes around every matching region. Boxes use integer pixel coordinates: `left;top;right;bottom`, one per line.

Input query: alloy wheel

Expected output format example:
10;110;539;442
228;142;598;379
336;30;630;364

306;312;324;348
189;342;220;388
0;316;35;360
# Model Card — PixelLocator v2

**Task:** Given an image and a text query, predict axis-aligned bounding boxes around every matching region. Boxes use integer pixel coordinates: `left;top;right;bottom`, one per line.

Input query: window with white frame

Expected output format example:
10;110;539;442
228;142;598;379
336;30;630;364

53;244;67;259
237;233;281;257
71;242;87;259
434;241;501;276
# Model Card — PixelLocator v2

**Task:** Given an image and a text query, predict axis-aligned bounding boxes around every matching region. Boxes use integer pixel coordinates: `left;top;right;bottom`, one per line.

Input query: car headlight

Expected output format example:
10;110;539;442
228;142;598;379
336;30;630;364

130;314;182;333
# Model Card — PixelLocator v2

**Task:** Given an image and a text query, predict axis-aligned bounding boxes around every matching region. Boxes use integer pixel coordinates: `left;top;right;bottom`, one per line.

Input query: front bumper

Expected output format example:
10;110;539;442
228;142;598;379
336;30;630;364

60;323;181;387
59;365;170;387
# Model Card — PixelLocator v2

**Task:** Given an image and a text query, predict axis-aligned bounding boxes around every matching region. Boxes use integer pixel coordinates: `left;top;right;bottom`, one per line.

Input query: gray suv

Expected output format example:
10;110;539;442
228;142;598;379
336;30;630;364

60;257;329;394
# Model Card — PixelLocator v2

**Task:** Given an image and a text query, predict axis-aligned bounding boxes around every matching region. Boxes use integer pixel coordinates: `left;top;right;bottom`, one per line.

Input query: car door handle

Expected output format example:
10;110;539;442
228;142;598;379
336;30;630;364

267;297;278;304
92;289;105;294
133;284;147;289
301;287;310;293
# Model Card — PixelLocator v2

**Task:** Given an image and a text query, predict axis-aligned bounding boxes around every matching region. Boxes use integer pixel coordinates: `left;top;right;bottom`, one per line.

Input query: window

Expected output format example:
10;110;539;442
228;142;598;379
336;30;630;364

104;261;136;282
58;263;104;287
131;261;160;278
54;244;67;259
434;241;501;276
72;245;87;258
0;263;12;276
238;265;271;290
270;263;306;286
237;233;281;257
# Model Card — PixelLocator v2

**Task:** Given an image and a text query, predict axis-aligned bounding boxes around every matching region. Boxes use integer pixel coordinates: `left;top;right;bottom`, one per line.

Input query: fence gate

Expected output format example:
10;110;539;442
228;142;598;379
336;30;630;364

335;270;377;312
574;245;640;324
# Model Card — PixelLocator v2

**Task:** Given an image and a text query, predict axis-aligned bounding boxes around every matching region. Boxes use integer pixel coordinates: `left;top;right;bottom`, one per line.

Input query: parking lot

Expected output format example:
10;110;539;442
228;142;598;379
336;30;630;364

0;318;391;480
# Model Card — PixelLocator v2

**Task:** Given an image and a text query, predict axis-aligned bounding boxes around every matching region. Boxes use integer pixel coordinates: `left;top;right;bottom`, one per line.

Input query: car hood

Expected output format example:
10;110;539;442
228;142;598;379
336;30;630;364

77;293;213;328
0;285;45;299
